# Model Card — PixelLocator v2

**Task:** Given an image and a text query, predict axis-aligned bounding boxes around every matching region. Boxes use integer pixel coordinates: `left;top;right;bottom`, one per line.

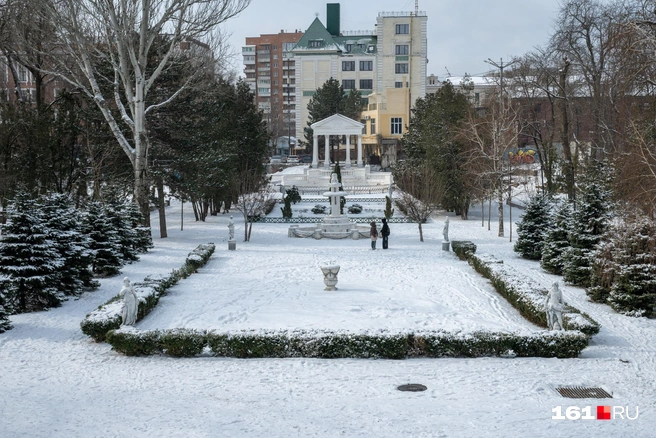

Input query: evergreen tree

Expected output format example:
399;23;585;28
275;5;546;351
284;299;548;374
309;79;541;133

124;201;153;254
281;195;293;219
0;291;11;332
41;193;97;294
103;194;140;263
81;201;123;277
0;192;64;312
540;200;572;275
562;162;613;287
286;186;302;204
589;217;656;316
514;195;552;260
384;195;395;219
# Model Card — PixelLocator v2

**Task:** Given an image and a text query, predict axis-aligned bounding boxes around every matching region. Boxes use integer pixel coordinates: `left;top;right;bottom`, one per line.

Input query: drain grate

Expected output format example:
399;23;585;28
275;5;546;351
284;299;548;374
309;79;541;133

397;384;427;392
556;386;612;399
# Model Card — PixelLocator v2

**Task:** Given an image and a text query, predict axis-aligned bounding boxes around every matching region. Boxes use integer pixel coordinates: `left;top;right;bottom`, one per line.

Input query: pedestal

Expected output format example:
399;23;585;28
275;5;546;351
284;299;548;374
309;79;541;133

320;265;340;291
228;239;236;251
442;241;450;251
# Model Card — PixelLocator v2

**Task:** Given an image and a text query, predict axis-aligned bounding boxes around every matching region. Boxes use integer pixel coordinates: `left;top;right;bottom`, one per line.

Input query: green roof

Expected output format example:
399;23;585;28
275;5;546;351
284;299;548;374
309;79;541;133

292;17;377;55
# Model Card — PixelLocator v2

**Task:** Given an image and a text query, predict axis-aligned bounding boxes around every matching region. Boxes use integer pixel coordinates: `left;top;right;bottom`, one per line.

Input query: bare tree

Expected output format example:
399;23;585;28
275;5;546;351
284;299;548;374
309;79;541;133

393;162;443;242
36;0;250;225
462;90;519;237
231;168;275;242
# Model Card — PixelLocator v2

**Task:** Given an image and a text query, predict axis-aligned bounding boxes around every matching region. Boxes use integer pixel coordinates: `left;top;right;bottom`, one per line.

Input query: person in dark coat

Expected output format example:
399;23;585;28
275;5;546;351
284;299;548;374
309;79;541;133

381;218;390;249
370;221;378;250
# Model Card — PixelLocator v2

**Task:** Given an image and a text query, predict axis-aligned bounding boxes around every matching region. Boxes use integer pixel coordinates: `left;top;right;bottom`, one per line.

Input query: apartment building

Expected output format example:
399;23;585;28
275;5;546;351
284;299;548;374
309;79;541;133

243;30;304;154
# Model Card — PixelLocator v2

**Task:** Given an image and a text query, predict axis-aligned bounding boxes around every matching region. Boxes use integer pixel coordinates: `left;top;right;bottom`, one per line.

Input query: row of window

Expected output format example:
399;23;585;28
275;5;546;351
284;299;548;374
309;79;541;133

342;79;373;90
358;117;403;135
342;60;373;71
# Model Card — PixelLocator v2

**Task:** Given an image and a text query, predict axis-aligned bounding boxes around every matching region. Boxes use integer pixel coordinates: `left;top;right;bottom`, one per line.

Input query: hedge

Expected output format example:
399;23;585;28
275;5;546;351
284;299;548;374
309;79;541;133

105;328;588;359
81;243;215;341
460;249;599;336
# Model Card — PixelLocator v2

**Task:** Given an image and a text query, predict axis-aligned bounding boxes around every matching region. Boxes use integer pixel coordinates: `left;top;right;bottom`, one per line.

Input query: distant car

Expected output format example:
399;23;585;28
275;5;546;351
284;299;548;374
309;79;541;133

299;155;312;163
270;155;282;164
280;156;288;163
287;155;299;164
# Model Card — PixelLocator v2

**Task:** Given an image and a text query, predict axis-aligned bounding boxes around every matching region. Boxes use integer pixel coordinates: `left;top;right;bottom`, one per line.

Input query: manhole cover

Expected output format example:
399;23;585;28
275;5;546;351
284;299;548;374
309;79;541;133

397;384;427;392
556;386;612;399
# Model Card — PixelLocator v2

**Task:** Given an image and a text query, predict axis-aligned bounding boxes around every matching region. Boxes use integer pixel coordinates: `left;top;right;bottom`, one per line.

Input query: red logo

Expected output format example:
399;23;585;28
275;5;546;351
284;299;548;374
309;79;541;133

597;405;611;420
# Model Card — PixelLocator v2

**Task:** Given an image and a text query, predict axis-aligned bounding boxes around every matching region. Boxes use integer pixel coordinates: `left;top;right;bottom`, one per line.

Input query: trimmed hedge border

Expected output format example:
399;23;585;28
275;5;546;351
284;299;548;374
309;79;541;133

80;243;215;342
451;241;599;336
105;328;589;359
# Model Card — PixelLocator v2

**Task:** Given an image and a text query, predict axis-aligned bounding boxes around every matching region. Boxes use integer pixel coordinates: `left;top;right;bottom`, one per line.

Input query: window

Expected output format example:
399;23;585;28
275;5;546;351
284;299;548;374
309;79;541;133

283;42;296;51
359;61;373;71
391;117;403;135
395;24;409;34
342;79;355;90
273;54;278;60
309;40;323;48
258;88;270;94
371;118;376;135
273;80;278;85
395;63;409;74
272;45;278;50
395;45;409;55
272;63;278;68
474;93;480;106
395;81;403;88
345;44;353;52
361;119;367;135
273;71;279;77
244;55;255;62
359;79;373;89
342;61;355;71
358;44;366;51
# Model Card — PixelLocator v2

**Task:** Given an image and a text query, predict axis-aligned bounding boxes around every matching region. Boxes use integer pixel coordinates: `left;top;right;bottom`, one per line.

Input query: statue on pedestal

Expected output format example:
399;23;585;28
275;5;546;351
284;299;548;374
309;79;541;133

443;217;450;242
119;277;138;326
228;216;235;240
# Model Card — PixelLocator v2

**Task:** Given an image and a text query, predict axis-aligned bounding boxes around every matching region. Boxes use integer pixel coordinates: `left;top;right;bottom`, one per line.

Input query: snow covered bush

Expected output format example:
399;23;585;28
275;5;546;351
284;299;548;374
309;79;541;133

347;204;363;214
514;195;551;260
384;195;394;219
0;192;65;312
0;289;11;333
588;217;656;317
311;204;327;214
105;328;589;359
81;243;215;342
451;241;477;260
540;200;572;275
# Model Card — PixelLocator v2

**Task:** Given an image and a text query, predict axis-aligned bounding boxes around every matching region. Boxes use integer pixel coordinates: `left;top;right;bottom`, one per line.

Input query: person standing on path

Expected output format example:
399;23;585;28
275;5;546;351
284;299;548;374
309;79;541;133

381;218;390;249
370;221;378;250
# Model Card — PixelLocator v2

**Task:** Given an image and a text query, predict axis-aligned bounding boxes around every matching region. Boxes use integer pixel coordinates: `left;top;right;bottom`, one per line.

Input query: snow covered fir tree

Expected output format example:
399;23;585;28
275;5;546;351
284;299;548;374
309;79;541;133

513;195;551;260
41;193;98;294
81;201;124;277
0;192;65;312
588;217;656;317
0;288;11;333
561;162;613;287
540;200;573;275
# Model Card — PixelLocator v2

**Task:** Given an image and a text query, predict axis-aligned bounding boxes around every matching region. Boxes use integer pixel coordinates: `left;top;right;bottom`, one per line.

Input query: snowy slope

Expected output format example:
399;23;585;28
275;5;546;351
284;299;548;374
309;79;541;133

0;199;653;437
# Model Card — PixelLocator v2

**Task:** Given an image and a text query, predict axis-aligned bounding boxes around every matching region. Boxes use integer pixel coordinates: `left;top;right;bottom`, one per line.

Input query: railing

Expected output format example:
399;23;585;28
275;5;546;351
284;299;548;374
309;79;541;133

341;30;375;36
378;11;427;17
250;216;414;223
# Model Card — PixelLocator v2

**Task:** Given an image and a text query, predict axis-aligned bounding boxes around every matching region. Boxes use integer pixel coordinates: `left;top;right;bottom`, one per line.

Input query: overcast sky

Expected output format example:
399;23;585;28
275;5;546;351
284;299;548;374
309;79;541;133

224;0;560;78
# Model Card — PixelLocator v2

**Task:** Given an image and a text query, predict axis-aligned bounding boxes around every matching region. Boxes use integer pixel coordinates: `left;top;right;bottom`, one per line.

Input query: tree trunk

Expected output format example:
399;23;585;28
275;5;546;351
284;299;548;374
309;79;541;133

156;178;167;238
559;58;575;201
498;187;504;237
418;222;424;242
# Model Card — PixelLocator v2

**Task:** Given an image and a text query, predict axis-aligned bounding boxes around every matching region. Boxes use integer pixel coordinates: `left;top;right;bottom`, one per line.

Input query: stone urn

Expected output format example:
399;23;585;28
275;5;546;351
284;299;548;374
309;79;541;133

320;265;340;291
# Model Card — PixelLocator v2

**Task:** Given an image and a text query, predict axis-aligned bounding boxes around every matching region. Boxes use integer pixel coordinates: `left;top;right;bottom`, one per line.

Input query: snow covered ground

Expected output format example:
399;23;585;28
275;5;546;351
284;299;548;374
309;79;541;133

1;193;654;437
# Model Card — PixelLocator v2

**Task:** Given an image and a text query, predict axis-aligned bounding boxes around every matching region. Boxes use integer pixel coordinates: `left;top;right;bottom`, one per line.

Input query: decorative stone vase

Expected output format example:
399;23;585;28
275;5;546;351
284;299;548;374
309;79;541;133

320;265;340;291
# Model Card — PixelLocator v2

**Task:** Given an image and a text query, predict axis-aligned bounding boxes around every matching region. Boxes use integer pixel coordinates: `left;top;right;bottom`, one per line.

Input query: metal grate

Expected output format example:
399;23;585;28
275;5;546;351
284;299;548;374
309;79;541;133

397;384;427;392
556;386;612;399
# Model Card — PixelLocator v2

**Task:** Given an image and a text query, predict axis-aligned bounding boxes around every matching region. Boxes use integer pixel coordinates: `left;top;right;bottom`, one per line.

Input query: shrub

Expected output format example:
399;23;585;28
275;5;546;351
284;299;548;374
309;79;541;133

384;196;395;219
347;204;363;214
311;204;327;215
159;329;207;357
281;196;293;219
451;241;477;260
286;186;302;204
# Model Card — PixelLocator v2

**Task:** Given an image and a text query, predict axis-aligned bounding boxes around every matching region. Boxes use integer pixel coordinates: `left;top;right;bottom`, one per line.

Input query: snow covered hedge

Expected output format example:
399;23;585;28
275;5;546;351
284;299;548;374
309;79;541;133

105;328;588;359
80;243;215;342
465;253;600;336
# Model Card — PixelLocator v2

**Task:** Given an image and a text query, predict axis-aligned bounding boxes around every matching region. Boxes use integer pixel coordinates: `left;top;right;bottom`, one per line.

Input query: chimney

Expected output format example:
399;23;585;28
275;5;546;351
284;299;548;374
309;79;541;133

326;3;340;36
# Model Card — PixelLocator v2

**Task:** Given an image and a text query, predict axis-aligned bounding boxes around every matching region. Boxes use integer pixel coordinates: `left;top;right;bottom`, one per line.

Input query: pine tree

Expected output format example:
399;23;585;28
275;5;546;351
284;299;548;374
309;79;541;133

514;195;552;260
104;196;140;263
384;195;395;219
82;201;123;277
41;193;98;294
124;201;153;254
540;200;572;275
562;162;613;287
589;217;656;316
0;192;65;312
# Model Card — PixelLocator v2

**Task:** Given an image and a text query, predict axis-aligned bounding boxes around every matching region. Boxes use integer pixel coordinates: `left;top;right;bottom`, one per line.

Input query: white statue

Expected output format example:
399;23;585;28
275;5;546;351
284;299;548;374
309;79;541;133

119;277;138;326
545;281;564;330
443;217;450;242
228;216;235;240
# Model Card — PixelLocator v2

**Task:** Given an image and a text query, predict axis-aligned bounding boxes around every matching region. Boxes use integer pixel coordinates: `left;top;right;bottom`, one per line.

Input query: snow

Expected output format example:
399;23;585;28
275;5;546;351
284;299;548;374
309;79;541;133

1;198;655;437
